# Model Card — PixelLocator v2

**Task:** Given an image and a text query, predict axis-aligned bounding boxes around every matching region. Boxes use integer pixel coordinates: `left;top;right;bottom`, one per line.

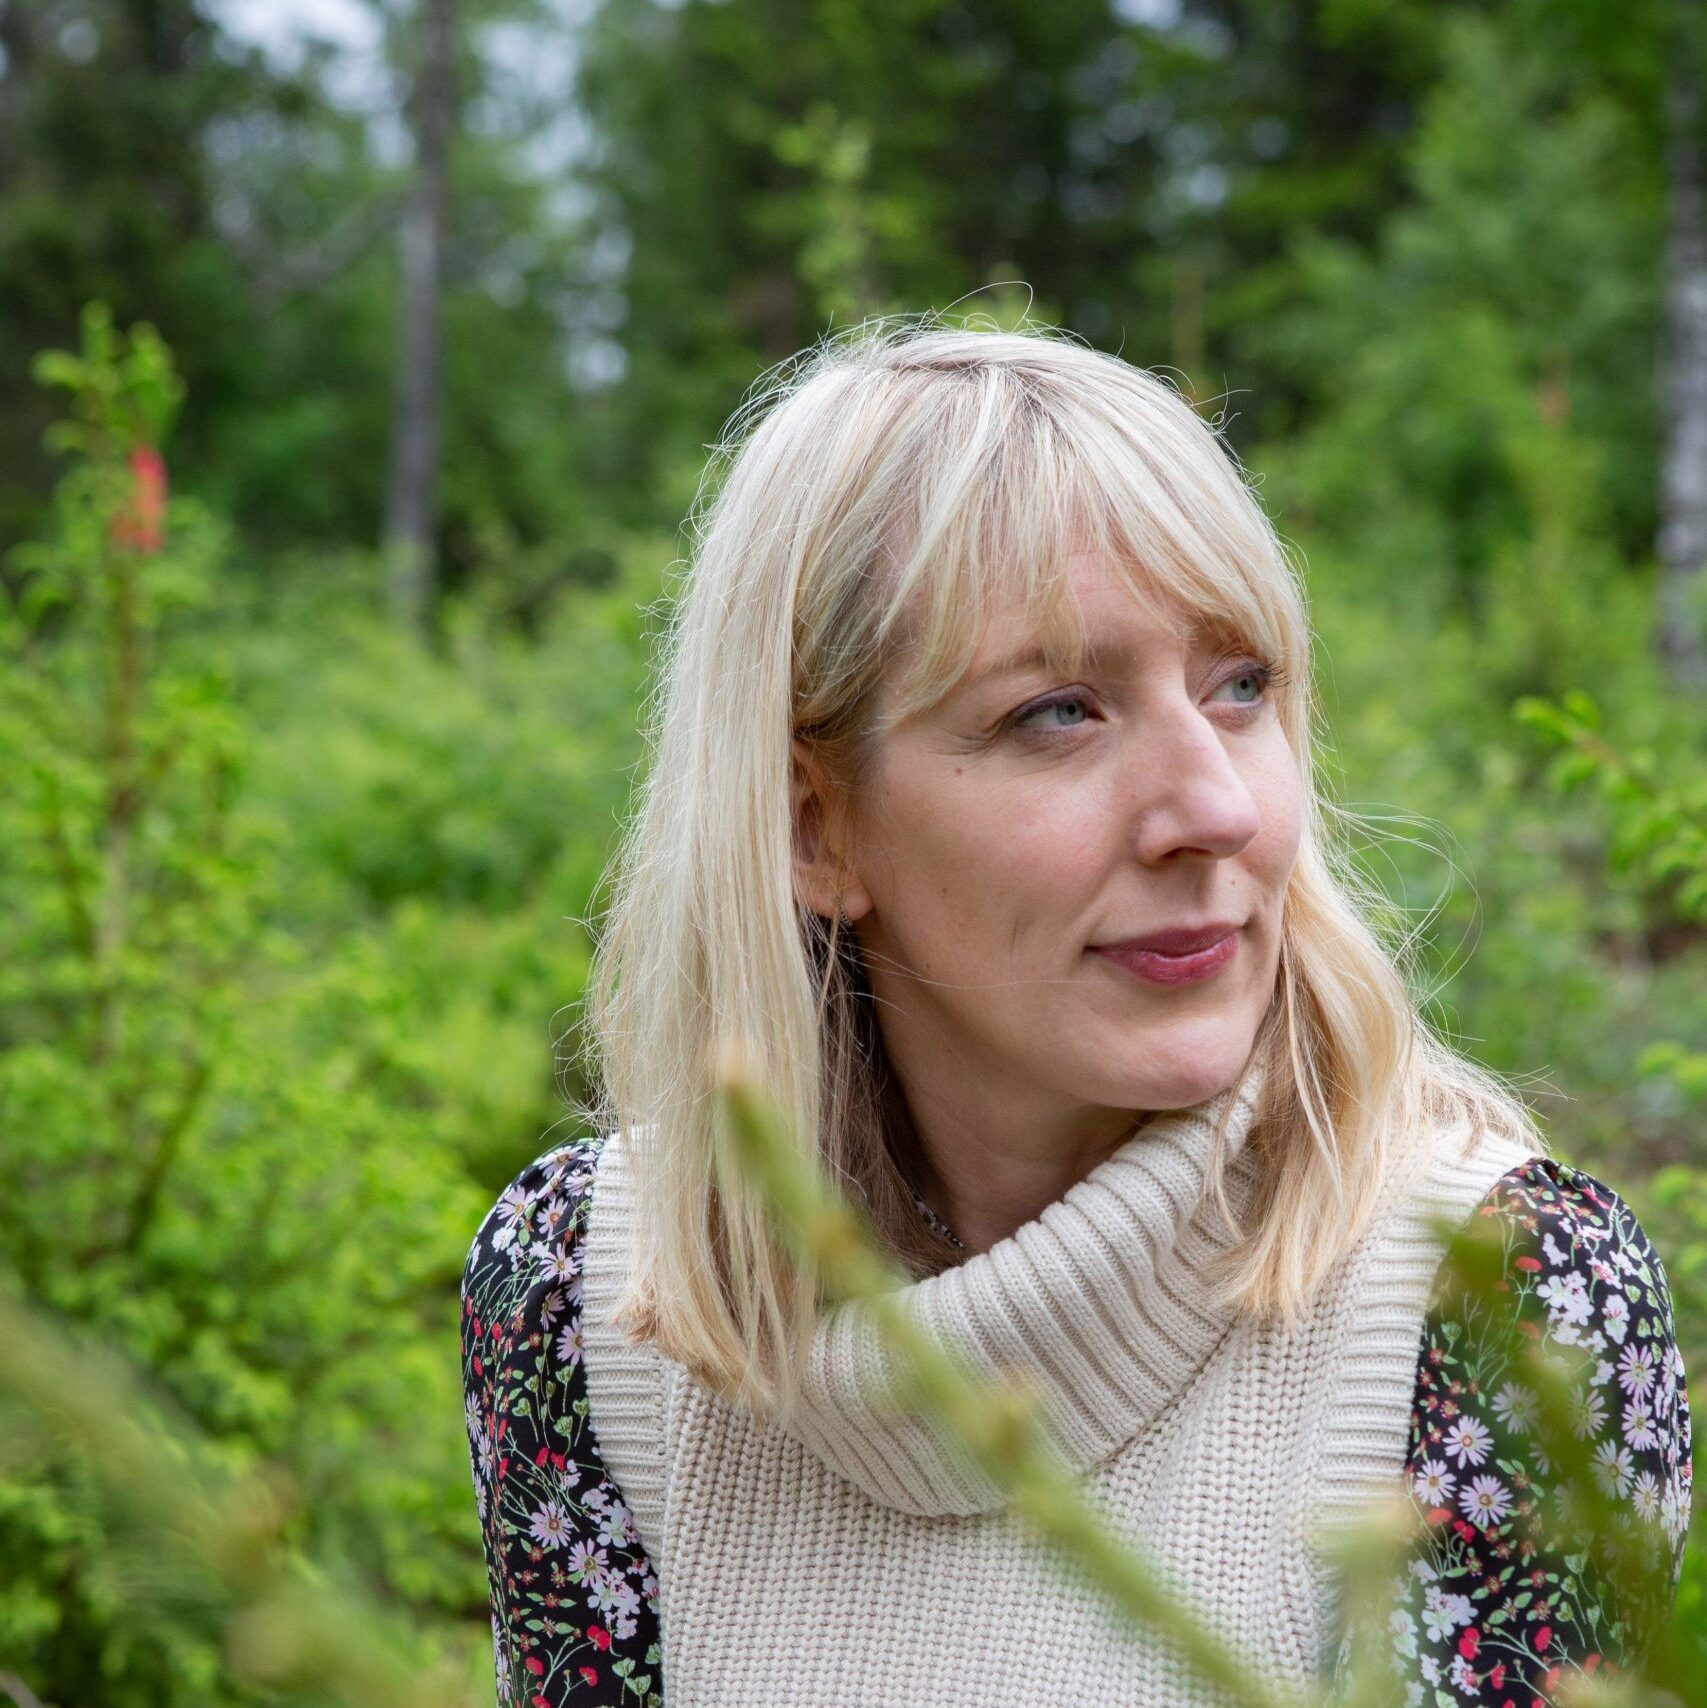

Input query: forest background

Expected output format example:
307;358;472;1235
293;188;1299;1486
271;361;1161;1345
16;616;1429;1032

1;0;1705;1704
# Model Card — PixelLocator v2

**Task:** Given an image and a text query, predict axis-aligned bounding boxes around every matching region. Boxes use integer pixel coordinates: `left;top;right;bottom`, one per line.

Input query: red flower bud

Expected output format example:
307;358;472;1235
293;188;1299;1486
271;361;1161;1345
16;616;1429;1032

109;445;168;553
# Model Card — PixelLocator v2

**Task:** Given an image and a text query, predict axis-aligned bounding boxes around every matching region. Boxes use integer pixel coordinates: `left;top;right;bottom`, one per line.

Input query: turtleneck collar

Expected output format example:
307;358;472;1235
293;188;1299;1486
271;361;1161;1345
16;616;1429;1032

775;1057;1270;1517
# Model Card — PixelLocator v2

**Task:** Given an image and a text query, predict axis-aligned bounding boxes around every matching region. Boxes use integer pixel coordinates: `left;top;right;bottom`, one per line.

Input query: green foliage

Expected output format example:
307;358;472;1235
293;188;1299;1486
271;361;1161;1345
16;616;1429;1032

0;310;502;1704
1;0;1705;1698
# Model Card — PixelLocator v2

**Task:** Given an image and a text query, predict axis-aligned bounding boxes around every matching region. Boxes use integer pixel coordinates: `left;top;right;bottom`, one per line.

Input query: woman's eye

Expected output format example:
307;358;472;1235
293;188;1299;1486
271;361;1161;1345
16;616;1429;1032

1004;663;1281;741
1212;663;1277;707
1009;693;1092;734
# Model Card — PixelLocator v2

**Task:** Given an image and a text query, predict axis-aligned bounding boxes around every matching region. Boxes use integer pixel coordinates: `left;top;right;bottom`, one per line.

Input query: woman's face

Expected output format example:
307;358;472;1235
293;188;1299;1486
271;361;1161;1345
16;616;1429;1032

806;548;1302;1133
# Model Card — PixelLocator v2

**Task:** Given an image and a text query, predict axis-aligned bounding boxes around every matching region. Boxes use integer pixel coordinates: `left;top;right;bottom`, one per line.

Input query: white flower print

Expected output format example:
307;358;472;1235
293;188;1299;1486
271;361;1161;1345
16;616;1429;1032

538;1285;565;1331
566;1537;607;1582
1568;1382;1608;1440
1664;1471;1693;1549
595;1494;639;1549
541;1242;581;1283
1443;1415;1492;1468
528;1498;573;1550
1460;1473;1513;1530
589;1567;633;1616
1618;1341;1658;1399
1413;1459;1457;1506
555;1318;583;1369
1387;1606;1419;1660
1601;1291;1630;1345
1420;1585;1474;1644
1623;1395;1661;1452
1491;1380;1538;1433
1538;1269;1593;1327
490;1182;535;1253
1632;1468;1662;1522
1591;1438;1634;1499
1447;1653;1479;1693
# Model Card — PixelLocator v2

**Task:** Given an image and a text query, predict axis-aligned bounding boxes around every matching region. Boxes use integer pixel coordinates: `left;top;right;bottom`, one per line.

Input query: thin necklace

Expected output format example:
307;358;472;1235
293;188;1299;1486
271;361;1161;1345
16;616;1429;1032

909;1187;965;1252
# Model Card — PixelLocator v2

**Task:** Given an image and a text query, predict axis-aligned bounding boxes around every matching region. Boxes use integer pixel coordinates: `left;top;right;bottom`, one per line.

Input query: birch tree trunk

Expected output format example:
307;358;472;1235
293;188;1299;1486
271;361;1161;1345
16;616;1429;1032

1657;0;1707;691
383;0;457;635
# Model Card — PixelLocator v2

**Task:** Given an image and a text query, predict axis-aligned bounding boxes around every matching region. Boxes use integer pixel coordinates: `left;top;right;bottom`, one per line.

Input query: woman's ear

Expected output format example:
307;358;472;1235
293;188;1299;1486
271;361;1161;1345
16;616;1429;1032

789;737;871;923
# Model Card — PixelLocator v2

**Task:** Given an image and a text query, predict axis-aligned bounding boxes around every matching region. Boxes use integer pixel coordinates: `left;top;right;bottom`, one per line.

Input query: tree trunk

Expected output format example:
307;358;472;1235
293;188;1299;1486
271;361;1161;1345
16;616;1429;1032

1657;1;1707;691
383;0;457;635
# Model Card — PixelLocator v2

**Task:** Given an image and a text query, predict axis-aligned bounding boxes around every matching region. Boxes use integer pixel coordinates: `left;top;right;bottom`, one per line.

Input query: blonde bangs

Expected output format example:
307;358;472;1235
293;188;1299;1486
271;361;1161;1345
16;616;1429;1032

840;351;1302;746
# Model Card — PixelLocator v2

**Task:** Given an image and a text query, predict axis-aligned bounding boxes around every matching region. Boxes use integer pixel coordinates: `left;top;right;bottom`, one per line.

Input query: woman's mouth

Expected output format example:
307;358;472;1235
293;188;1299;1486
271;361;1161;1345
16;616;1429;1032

1090;931;1239;987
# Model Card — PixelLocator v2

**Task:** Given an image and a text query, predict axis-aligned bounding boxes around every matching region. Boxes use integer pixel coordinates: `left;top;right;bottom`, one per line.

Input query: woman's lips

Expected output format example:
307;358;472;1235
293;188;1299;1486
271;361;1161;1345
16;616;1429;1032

1091;931;1238;987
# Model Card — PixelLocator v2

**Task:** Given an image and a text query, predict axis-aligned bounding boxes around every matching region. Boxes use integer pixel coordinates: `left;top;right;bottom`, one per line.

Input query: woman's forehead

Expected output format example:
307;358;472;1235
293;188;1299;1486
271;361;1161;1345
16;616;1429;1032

881;567;1241;724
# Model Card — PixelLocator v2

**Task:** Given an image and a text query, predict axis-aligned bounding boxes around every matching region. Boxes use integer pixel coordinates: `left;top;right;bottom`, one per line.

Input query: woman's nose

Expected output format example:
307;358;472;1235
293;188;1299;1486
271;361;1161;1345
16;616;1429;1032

1122;703;1263;865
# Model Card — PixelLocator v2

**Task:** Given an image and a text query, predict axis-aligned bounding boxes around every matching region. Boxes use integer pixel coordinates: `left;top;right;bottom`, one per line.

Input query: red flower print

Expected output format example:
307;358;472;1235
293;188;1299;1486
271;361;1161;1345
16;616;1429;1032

1514;1256;1543;1272
1534;1624;1552;1652
524;1655;545;1676
1458;1627;1479;1660
588;1624;612;1651
579;1669;599;1687
1489;1661;1505;1690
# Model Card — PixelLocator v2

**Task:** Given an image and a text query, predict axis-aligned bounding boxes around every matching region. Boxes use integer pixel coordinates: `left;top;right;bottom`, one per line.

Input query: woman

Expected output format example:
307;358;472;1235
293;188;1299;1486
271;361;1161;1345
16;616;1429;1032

460;321;1692;1707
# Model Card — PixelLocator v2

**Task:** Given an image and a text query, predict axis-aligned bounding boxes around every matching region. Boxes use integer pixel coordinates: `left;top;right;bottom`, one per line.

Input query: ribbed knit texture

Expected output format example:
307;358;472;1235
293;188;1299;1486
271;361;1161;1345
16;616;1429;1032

581;1068;1539;1708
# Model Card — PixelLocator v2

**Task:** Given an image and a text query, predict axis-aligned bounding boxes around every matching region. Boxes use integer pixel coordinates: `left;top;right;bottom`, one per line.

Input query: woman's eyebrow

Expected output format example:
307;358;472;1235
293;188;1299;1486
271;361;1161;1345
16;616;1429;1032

968;616;1215;685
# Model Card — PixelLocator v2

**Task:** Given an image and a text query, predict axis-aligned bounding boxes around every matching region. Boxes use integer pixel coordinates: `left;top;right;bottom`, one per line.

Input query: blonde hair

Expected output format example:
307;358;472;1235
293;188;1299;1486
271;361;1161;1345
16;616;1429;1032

574;314;1547;1420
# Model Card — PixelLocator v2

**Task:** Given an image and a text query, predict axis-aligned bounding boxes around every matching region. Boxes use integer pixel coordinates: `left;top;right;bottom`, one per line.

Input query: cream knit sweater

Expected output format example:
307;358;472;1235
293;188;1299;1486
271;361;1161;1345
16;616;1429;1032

580;1063;1539;1707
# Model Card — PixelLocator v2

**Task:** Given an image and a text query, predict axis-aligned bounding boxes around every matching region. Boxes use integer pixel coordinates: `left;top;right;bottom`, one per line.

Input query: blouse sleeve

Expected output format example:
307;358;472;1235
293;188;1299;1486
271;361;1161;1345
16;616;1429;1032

1333;1155;1693;1706
460;1134;664;1708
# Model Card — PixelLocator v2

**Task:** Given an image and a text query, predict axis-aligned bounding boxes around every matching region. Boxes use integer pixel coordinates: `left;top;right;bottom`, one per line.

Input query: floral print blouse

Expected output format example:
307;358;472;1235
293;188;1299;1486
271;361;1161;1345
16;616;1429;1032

459;1139;1691;1708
